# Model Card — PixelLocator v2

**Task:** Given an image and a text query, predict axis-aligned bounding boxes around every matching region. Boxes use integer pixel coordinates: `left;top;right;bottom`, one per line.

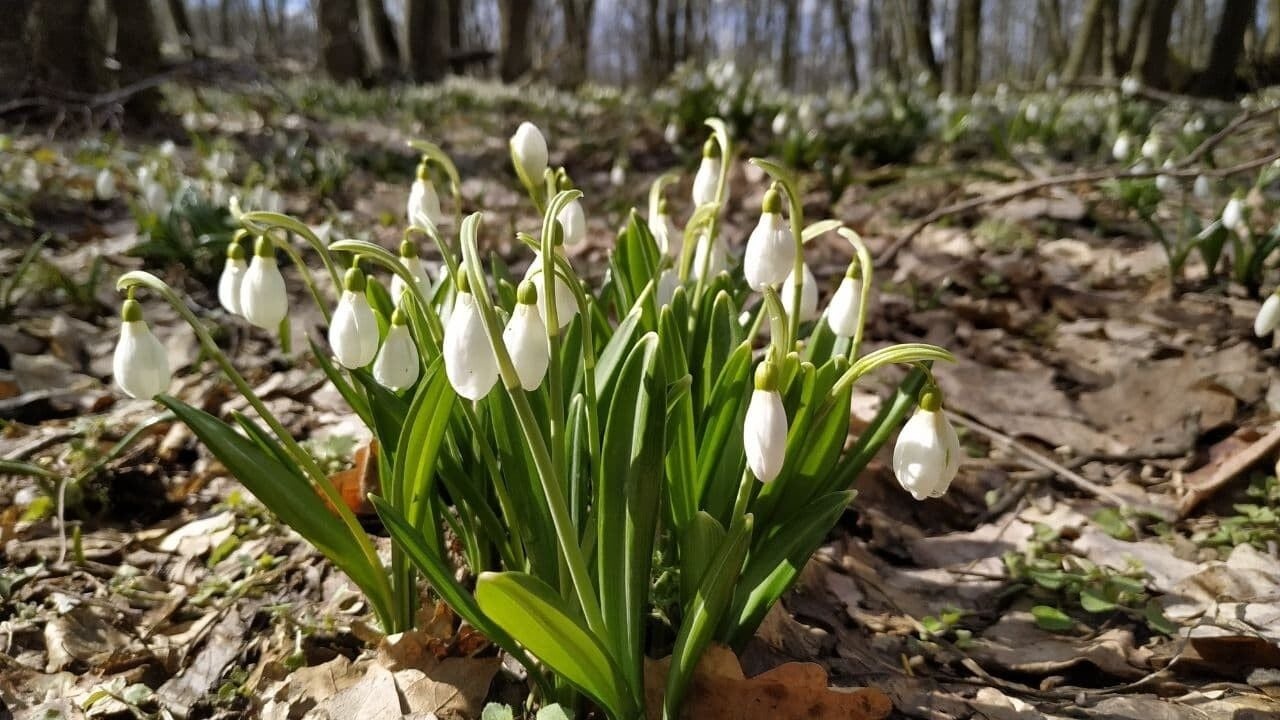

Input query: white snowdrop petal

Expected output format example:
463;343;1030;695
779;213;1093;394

744;389;788;483
892;408;960;501
524;255;579;329
391;255;432;304
408;178;443;229
691;233;727;281
557;199;587;247
826;277;862;338
512;122;549;182
443;293;499;400
373;324;420;391
329;292;381;369
217;257;246;315
503;303;551;391
240;256;289;330
692;157;720;207
782;264;819;322
743;212;795;290
114;321;171;399
1255;294;1280;337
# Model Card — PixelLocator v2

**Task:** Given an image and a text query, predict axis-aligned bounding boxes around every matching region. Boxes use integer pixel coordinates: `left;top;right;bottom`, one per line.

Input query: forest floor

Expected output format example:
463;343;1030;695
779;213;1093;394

2;74;1280;719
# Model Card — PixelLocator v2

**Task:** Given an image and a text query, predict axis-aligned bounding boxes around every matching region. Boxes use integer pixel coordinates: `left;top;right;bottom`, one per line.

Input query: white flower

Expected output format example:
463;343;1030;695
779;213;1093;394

826;275;862;338
443;281;499;401
1111;134;1131;162
328;269;380;369
218;244;247;315
771;112;789;135
113;301;171;399
95;169;116;200
1155;160;1176;194
503;283;550;391
143;181;169;216
691;232;727;281
782;263;818;322
743;189;795;290
651;210;676;254
390;242;432;303
664;121;679;146
609;162;626;187
657;268;679;306
1222;196;1245;232
1193;175;1212;200
511;122;549;184
691;149;721;207
1120;75;1140;96
373;312;420;391
1140;136;1160;160
557;198;587;247
240;239;289;330
743;363;787;483
407;172;443;229
892;397;961;500
1256;293;1280;337
524;252;579;330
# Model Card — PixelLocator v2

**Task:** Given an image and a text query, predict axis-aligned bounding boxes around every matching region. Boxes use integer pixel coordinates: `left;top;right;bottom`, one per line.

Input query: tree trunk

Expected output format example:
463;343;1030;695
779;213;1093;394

26;0;99;95
167;0;197;54
909;0;940;85
779;0;798;88
829;0;860;91
557;0;595;86
951;0;981;93
1196;0;1253;96
1131;0;1174;89
446;0;462;53
0;0;31;100
317;0;366;81
498;0;532;81
664;0;679;72
1038;0;1066;66
258;0;276;45
1061;0;1104;81
362;0;400;70
1265;0;1280;56
1099;0;1119;78
108;0;164;116
405;0;447;82
219;0;232;46
1116;0;1149;73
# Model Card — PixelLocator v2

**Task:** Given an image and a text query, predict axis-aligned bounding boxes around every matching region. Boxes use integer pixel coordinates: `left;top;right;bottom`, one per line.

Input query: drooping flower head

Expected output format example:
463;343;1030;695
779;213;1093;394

826;264;863;339
113;296;171;400
390;238;432;305
744;360;788;483
503;281;551;391
240;235;289;331
1222;194;1246;233
782;262;819;322
1255;290;1280;338
329;264;381;369
692;137;721;207
218;232;249;315
443;268;499;401
892;386;961;500
374;306;420;391
651;197;676;255
743;184;796;290
556;176;587;248
524;226;579;330
408;160;444;230
95;168;116;200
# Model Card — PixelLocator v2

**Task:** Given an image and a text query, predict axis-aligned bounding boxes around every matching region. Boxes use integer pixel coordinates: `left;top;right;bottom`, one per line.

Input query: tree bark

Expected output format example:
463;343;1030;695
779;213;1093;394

1197;0;1253;96
498;0;532;81
108;0;165;116
317;0;366;81
446;0;462;53
1265;0;1280;56
1130;0;1174;89
25;0;98;95
557;0;595;86
405;0;447;82
909;0;940;84
167;0;197;54
951;0;981;93
829;0;860;91
1116;0;1149;73
1038;0;1066;66
1062;0;1104;81
1099;0;1119;78
362;0;401;70
779;0;799;88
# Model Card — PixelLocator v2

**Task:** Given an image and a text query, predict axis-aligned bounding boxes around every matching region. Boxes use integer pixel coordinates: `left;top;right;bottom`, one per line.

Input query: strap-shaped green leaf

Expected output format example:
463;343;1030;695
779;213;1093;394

679;511;727;609
393;359;454;532
476;571;634;720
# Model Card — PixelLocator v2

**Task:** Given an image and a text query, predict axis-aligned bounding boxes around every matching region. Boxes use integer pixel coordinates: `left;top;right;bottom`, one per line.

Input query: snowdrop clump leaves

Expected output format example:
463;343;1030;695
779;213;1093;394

113;118;955;720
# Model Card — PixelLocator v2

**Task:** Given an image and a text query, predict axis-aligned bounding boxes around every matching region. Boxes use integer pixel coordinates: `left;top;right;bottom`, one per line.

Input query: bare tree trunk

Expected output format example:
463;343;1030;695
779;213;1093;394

219;0;232;46
780;0;798;88
909;0;940;84
499;0;532;81
951;0;981;92
1265;0;1280;57
1196;0;1253;96
107;0;164;116
1131;0;1175;88
362;0;400;70
405;0;447;82
557;0;595;85
664;0;678;71
1062;0;1103;81
1;0;32;98
829;0;860;91
317;0;366;81
1099;0;1118;78
167;0;197;54
1038;0;1066;66
446;0;462;53
258;0;277;45
1116;0;1149;73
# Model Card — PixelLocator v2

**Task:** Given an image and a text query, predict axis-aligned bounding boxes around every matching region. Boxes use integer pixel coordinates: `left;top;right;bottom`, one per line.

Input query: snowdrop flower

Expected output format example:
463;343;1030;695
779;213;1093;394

743;186;795;290
1120;75;1140;96
373;308;420;391
1140;136;1160;160
771;112;790;135
143;181;169;216
217;237;248;315
390;239;432;304
650;199;676;254
524;250;579;330
609;162;626;187
1111;133;1132;162
408;161;444;229
691;232;728;281
656;267;679;306
1155;160;1177;194
443;270;499;400
782;262;818;322
743;361;787;483
557;197;587;247
95;169;116;200
892;388;961;500
329;265;381;369
664;121;679;146
1193;175;1212;200
691;138;721;207
511;122;549;185
240;236;289;330
1255;291;1280;338
113;298;171;399
826;268;863;339
1222;195;1245;232
503;282;550;391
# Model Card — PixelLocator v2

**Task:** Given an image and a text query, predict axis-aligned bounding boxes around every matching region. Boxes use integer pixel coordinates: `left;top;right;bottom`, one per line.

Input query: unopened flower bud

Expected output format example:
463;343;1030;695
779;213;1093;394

511;122;549;185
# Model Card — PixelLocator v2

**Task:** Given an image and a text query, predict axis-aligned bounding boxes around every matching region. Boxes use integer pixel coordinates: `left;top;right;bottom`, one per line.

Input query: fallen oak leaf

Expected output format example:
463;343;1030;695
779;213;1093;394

643;643;892;720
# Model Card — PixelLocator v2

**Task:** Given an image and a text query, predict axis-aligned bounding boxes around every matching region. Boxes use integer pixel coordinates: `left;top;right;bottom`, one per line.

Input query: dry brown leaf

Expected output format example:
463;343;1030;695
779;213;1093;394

44;604;133;673
969;608;1153;679
643;643;892;720
1177;424;1280;517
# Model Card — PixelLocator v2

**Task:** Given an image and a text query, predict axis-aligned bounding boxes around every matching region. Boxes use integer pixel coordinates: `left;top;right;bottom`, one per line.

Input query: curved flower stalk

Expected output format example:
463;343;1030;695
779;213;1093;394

218;233;248;315
750;158;807;345
113;296;171;399
743;361;787;483
503;281;551;391
373;307;420;391
893;385;961;500
328;265;380;369
240;235;289;330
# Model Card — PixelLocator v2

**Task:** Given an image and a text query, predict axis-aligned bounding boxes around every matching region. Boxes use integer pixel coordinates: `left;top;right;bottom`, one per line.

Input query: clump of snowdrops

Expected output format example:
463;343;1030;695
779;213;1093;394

113;118;956;718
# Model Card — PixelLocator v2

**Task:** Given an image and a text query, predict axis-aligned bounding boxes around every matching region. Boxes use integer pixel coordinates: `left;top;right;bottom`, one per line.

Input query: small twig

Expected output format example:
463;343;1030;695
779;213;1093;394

878;111;1280;265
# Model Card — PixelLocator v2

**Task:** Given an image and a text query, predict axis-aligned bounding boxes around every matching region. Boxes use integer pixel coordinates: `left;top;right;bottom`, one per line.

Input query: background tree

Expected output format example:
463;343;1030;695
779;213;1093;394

1196;0;1253;97
317;0;366;81
1131;0;1176;88
362;0;402;72
558;0;595;86
949;0;982;94
499;0;533;81
25;0;101;95
405;0;448;83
